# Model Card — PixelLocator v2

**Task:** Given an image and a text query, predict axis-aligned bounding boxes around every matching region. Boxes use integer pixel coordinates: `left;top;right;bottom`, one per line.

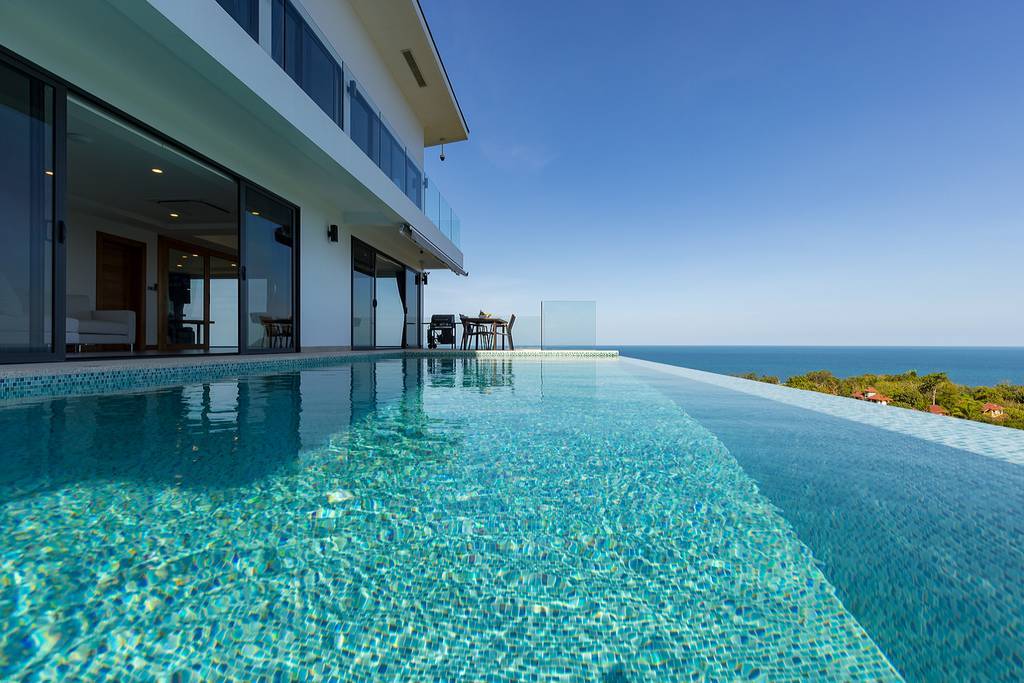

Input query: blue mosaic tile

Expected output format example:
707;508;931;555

0;357;898;680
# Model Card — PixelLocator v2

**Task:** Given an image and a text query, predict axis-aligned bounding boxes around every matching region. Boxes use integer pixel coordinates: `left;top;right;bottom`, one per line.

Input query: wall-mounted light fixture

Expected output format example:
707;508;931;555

421;272;429;285
327;224;339;242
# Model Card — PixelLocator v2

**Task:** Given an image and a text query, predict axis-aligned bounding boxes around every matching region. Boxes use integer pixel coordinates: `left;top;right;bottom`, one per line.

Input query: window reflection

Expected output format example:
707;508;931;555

244;189;294;351
0;61;54;355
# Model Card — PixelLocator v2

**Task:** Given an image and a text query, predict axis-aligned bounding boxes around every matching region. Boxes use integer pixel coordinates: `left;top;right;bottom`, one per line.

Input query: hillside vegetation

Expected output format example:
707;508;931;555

735;370;1024;431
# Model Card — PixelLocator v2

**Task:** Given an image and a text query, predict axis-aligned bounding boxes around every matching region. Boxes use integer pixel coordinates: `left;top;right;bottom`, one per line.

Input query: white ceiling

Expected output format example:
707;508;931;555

67;96;239;251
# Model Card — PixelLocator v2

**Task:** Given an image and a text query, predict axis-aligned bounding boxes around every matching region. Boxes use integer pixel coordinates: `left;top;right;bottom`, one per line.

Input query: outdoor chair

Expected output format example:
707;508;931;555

461;314;495;349
493;314;516;350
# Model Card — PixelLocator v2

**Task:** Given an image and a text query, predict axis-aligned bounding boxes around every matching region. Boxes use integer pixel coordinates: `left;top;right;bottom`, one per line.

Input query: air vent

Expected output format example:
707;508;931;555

402;49;427;88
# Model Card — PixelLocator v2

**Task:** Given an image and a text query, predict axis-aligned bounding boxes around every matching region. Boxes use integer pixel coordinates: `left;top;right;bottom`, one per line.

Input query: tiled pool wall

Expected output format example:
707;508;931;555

0;350;619;402
622;357;1024;465
631;367;1024;681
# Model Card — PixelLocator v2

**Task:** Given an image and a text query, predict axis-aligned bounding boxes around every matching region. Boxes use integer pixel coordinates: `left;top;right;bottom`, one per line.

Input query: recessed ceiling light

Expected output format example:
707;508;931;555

175;263;183;268
44;170;54;176
192;253;199;257
230;263;237;267
169;212;179;218
151;168;164;174
250;210;260;216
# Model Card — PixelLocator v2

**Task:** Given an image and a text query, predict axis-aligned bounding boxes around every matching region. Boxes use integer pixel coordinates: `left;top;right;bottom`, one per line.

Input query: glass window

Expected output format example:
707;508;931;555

164;247;206;348
244;189;295;351
209;256;238;350
0;62;55;355
214;0;259;41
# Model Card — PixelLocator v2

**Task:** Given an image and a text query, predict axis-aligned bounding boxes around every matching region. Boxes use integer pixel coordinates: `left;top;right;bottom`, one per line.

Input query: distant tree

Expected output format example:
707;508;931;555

786;370;840;394
919;372;951;406
736;372;780;385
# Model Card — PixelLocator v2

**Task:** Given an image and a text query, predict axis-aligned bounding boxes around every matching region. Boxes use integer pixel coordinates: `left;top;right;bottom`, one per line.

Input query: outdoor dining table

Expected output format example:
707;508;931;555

462;317;508;350
422;317;511;349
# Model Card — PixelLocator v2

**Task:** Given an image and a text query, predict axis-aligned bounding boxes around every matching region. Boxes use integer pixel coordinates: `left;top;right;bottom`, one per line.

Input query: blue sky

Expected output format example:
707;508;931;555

419;0;1024;345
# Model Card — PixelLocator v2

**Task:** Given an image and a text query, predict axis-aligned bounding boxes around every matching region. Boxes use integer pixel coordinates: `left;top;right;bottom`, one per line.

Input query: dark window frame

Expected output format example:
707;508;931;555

350;236;422;350
0;45;302;364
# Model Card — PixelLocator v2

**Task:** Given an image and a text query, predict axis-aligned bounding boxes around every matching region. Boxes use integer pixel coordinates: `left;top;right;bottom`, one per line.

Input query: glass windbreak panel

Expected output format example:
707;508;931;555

374;256;404;347
541;300;597;349
215;0;258;40
405;160;422;208
349;86;379;165
424;177;439;225
244;190;294;351
451;212;461;248
0;63;55;355
209;256;238;350
404;269;419;348
166;248;206;348
439;194;452;240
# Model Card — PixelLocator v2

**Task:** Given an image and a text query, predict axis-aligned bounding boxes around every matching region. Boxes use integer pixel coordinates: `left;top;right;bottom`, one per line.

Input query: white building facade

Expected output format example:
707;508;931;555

0;0;468;362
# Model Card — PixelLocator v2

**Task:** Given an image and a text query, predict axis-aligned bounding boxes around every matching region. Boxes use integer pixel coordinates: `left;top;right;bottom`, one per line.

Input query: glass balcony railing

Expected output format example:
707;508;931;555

423;176;461;248
216;0;464;252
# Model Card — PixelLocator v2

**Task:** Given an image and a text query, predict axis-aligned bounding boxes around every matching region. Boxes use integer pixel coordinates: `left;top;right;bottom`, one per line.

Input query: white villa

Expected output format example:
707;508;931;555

0;0;468;364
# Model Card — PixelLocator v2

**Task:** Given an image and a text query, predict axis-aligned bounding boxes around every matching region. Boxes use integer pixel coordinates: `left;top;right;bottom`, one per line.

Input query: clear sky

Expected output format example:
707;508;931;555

418;0;1024;346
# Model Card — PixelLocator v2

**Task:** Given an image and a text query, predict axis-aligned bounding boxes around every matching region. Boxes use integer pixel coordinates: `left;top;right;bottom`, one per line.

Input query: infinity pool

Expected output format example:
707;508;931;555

0;356;1020;680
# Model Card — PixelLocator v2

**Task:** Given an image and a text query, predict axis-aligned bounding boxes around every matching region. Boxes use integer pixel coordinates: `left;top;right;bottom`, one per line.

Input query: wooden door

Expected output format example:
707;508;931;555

95;232;146;350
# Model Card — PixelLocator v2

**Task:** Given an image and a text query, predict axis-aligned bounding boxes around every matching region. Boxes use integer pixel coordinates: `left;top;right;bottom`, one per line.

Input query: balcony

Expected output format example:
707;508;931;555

214;0;464;255
423;176;461;248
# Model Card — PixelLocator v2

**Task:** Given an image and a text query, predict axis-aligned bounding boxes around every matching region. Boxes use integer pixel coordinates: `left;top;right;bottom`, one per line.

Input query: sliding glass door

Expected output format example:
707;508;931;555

405;269;420;348
374;255;405;348
350;238;421;350
0;58;64;362
1;51;302;365
241;186;297;352
352;240;374;348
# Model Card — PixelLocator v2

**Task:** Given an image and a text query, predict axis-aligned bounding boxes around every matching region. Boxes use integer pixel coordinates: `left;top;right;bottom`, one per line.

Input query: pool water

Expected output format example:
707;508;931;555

0;357;1018;680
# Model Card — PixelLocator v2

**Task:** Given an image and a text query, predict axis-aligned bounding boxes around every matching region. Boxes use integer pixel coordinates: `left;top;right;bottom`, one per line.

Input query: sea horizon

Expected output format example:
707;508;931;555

607;345;1024;387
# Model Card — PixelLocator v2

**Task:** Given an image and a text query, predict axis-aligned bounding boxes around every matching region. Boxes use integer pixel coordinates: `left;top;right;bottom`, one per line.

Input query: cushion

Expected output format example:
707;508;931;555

76;318;129;335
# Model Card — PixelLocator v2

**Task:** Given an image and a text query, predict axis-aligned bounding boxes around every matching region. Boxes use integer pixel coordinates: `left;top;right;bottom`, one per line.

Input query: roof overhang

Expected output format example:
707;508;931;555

399;224;467;275
349;0;469;147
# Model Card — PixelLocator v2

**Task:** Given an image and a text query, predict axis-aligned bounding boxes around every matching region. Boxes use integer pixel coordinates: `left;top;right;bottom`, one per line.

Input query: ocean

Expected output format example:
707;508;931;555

611;346;1024;387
